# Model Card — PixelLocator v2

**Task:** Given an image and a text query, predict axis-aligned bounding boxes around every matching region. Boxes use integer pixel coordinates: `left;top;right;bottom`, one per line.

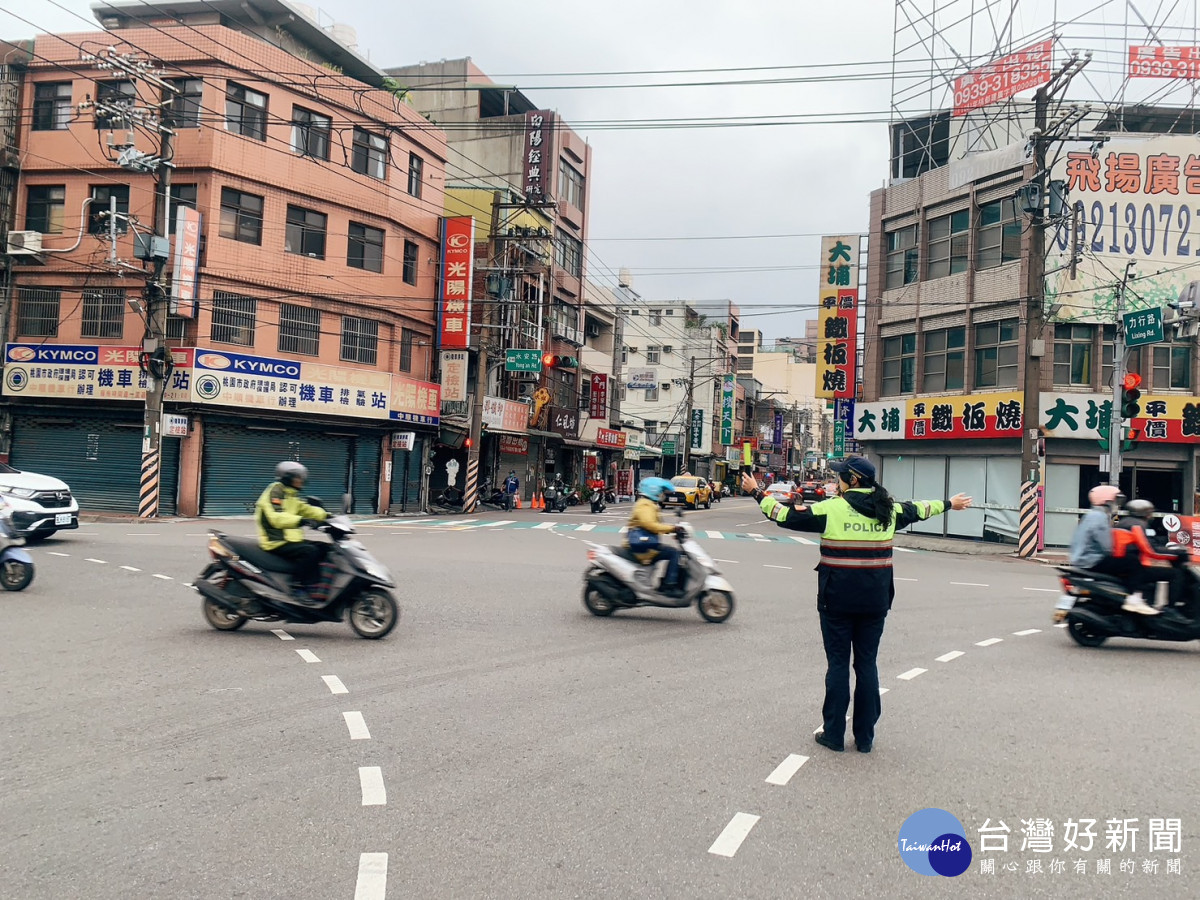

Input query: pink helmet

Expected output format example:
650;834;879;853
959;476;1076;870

1088;484;1121;506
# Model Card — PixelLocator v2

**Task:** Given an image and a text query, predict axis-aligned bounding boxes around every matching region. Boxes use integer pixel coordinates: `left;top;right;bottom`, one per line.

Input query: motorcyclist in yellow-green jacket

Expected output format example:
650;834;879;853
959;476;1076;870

255;461;328;597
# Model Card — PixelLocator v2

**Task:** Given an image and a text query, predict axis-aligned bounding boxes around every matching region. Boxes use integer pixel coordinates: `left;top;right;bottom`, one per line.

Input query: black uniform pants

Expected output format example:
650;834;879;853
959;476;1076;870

269;541;326;585
818;610;888;748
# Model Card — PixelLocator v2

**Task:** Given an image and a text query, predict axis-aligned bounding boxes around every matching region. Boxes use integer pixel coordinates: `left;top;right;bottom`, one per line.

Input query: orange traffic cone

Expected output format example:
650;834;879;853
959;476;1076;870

535;492;544;510
515;495;522;509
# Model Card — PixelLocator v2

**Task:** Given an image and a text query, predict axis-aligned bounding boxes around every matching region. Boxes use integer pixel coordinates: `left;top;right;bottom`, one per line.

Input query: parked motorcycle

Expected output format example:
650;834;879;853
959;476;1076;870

1055;548;1200;647
195;497;399;639
0;504;34;591
581;517;735;622
434;486;464;508
565;486;581;506
543;483;568;513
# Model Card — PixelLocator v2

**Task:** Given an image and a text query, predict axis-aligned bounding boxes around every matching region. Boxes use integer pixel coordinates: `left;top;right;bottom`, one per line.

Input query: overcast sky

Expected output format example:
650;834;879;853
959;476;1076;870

16;1;1185;340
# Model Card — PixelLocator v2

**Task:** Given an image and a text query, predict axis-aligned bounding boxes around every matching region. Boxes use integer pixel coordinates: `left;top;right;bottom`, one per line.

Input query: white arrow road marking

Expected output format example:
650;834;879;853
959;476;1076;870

976;638;1003;647
1013;629;1042;636
359;767;386;806
271;629;294;640
296;649;320;663
936;651;964;663
354;852;387;900
343;711;371;740
897;667;927;680
765;754;809;786
321;675;349;695
708;813;761;857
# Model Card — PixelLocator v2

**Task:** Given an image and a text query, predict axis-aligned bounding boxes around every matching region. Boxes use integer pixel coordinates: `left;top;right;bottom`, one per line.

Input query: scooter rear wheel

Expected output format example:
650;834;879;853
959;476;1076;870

202;596;248;630
697;590;735;623
1066;615;1107;647
583;582;617;616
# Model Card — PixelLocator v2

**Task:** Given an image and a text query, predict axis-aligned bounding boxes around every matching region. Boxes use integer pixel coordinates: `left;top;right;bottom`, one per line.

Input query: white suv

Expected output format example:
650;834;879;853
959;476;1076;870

0;463;79;541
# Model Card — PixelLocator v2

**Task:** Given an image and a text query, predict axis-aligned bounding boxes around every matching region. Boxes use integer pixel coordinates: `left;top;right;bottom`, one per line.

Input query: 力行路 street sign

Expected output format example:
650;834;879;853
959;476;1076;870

1123;308;1164;347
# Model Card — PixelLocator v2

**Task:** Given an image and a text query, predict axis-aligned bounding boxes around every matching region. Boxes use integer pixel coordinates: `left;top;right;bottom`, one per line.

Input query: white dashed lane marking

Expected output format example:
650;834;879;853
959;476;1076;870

1013;629;1042;636
879;687;889;695
48;551;70;557
896;577;918;582
897;667;928;681
976;638;1003;647
1024;587;1060;593
120;566;141;572
358;766;387;806
764;564;792;570
708;813;761;858
85;558;107;564
765;754;809;786
951;582;988;587
1055;622;1069;628
789;536;816;545
936;651;964;662
271;629;294;640
152;574;173;581
321;675;349;695
354;852;388;900
713;559;740;564
296;649;321;663
343;711;371;740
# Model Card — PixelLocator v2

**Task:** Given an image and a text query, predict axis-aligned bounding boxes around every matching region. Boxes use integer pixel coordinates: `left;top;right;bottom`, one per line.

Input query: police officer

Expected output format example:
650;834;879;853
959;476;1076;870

742;459;971;754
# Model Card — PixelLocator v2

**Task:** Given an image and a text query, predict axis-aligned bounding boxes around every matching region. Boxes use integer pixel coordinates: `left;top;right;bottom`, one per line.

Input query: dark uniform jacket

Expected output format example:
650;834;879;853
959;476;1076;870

759;487;949;615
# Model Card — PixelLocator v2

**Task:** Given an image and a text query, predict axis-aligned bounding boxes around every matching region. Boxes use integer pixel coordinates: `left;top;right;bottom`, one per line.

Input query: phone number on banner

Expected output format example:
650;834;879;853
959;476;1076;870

1055;200;1200;259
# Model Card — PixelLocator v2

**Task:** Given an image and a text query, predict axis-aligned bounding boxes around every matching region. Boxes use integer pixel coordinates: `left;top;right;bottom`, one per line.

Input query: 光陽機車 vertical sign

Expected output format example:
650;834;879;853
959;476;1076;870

170;207;201;317
816;235;859;400
439;217;474;349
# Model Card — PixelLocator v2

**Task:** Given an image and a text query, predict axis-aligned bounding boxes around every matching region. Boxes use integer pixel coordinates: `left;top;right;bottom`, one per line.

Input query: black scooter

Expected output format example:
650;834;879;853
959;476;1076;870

1056;550;1200;647
195;498;399;639
543;483;568;513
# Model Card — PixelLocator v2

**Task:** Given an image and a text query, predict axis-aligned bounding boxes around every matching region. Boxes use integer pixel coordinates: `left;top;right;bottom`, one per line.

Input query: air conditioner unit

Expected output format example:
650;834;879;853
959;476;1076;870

6;231;43;255
627;347;638;354
661;382;671;390
517;382;537;398
585;323;601;338
662;345;674;354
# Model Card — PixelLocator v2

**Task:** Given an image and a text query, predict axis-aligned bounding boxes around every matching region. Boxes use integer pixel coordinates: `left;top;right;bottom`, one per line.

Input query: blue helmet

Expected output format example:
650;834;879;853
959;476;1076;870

638;477;674;501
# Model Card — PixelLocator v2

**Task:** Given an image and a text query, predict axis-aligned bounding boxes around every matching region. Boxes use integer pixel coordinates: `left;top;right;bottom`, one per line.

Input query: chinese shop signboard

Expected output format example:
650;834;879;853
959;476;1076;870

523;110;552;202
1040;392;1200;443
3;344;193;401
589;373;608;419
596;428;626;449
953;38;1053;116
1128;45;1200;80
482;397;528;434
816;235;859;400
439;216;474;349
720;374;736;445
852;392;1024;441
170;206;201;317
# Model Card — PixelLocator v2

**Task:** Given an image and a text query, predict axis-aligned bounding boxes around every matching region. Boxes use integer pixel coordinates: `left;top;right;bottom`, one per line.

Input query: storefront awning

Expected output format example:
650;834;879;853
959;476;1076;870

526;429;561;440
562;438;592;448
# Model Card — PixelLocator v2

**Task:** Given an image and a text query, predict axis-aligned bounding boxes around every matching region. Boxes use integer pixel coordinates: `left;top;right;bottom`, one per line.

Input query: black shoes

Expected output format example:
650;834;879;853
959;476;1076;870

856;742;873;754
814;732;845;752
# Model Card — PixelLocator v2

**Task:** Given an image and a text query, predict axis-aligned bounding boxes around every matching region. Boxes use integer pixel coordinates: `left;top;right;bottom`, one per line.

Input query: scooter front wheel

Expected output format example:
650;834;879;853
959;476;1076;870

349;589;399;639
697;590;735;623
583;581;617;616
0;558;34;591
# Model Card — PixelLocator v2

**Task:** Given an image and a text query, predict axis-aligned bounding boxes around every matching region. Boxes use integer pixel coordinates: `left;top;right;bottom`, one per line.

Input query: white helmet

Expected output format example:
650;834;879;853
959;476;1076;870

275;461;308;488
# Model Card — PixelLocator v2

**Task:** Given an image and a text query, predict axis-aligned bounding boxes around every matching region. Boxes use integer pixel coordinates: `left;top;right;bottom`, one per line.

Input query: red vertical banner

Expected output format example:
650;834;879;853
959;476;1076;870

589;373;608;419
438;216;474;349
817;235;859;399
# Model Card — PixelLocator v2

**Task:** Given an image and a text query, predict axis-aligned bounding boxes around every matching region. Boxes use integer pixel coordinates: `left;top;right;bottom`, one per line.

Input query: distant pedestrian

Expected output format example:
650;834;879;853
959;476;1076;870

742;459;971;754
503;470;520;510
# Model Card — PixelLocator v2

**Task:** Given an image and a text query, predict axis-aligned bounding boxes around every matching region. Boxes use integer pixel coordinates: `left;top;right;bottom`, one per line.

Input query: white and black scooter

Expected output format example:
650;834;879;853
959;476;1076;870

581;515;735;622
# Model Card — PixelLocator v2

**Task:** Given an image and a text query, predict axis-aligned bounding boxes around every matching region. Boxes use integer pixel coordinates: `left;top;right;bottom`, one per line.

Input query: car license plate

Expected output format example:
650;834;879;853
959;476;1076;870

54;513;72;526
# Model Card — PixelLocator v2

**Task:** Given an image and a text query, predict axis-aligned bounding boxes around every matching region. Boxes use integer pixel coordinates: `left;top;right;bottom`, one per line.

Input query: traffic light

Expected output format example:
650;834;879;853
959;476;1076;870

542;354;579;369
1120;372;1142;419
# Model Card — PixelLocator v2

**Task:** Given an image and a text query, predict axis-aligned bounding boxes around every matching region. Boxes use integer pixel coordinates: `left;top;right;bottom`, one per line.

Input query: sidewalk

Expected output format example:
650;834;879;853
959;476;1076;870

893;530;1068;563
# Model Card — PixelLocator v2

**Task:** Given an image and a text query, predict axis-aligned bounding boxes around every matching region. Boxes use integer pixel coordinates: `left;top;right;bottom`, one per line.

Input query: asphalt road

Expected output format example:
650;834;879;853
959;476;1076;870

2;498;1197;899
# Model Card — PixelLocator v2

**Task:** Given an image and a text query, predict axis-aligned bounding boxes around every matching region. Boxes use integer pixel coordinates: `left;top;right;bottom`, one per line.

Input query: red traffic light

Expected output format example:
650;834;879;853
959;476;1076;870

1123;372;1142;391
542;353;556;367
464;437;473;448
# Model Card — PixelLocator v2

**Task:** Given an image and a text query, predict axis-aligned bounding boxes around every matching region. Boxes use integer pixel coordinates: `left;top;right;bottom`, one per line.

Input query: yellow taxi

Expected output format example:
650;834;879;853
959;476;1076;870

664;475;712;510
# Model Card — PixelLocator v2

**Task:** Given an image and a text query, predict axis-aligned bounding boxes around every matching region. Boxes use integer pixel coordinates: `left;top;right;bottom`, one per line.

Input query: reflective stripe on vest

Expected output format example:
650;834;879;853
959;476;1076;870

818;495;897;569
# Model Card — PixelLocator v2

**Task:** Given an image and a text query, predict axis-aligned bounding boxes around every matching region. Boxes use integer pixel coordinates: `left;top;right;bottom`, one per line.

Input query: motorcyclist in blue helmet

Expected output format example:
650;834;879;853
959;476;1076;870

624;477;684;596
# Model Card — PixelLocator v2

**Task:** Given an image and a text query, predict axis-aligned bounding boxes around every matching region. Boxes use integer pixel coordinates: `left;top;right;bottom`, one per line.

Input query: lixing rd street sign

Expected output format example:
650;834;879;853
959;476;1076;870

1124;307;1164;347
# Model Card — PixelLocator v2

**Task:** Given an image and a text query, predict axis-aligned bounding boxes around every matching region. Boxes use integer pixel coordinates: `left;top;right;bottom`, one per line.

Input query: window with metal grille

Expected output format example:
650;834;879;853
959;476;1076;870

402;240;418;285
219;187;263;244
974;318;1019;388
25;184;65;233
555;229;583;277
927;210;969;279
1053;323;1095;386
881;333;916;395
17;287;60;337
341;316;378;365
558;160;585;209
407;153;423;197
645;345;661;364
291;106;331;160
885;225;918;289
351;127;387;180
81;287;125;338
278;303;320;356
285;205;327;258
33;82;72;131
225;82;267;141
210;291;256;345
89;184;130;234
163;78;203;128
348;222;384;273
399;328;414;372
922;327;965;392
977;198;1022;270
94;80;135;129
167;314;190;342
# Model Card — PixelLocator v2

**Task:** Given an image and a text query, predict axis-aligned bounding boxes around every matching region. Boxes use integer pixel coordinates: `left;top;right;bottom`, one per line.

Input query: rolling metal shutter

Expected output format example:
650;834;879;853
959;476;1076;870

351;436;381;514
200;420;353;516
390;436;425;513
10;411;180;514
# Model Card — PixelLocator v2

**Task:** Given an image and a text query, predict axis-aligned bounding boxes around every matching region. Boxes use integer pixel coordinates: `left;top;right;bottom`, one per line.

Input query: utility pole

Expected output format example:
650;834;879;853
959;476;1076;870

1016;54;1092;558
1108;261;1137;484
681;355;696;475
463;191;503;514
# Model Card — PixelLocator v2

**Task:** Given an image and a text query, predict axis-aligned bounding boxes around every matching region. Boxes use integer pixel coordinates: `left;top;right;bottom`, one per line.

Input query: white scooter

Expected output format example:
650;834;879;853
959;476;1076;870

581;519;736;623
